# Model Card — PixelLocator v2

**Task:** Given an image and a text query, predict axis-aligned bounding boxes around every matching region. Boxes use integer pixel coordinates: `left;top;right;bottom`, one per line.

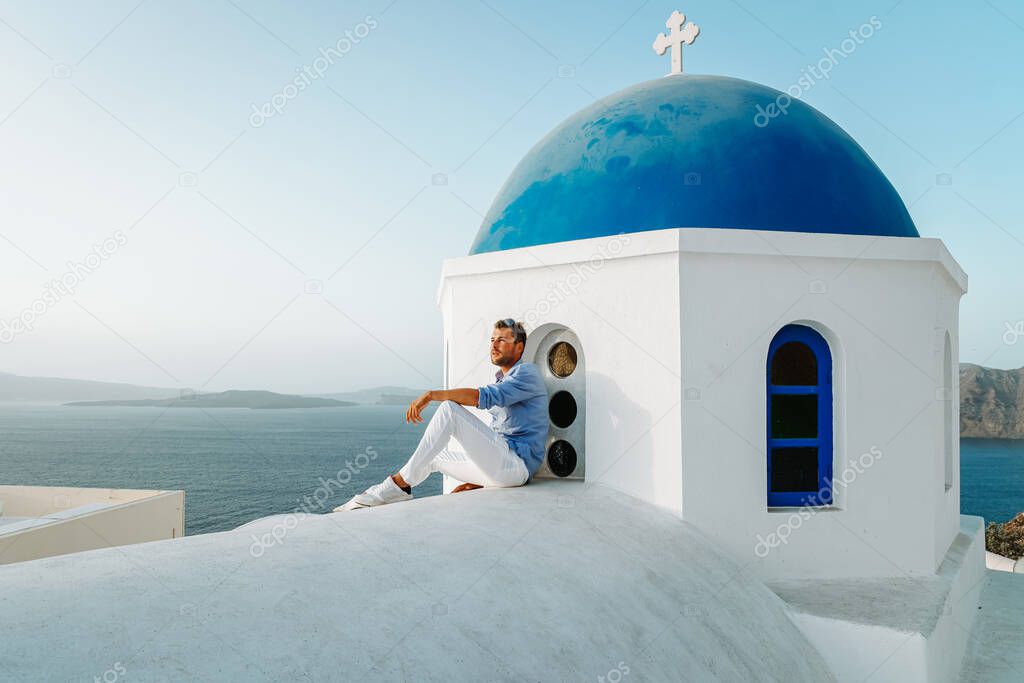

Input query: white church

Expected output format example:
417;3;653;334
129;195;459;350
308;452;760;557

0;11;1019;683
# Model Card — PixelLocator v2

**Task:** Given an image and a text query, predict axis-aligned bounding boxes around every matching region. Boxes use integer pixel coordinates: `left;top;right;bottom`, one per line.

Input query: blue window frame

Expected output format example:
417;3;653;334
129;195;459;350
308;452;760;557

767;324;833;507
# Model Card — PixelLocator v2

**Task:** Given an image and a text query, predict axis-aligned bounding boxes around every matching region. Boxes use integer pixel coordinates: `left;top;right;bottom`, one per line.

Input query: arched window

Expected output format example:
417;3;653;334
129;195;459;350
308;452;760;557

526;326;585;480
767;324;833;507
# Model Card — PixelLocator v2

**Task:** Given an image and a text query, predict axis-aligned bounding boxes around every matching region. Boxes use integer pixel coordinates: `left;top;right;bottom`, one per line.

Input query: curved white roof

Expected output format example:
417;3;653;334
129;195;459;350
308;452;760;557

0;481;835;681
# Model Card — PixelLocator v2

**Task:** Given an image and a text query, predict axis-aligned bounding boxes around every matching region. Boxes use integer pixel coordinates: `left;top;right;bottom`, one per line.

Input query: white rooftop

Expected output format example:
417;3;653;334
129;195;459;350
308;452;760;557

0;481;836;681
0;485;183;565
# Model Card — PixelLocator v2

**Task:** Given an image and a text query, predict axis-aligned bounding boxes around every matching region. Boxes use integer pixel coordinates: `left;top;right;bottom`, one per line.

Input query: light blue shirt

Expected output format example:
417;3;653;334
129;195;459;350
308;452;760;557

476;359;548;477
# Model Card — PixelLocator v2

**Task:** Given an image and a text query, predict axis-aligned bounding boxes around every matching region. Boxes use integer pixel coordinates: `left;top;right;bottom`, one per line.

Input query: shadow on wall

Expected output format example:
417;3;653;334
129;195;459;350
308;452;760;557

583;371;656;494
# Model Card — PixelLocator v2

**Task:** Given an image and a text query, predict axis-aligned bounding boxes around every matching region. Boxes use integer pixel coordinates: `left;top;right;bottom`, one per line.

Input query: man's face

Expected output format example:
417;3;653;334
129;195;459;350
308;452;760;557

489;327;522;367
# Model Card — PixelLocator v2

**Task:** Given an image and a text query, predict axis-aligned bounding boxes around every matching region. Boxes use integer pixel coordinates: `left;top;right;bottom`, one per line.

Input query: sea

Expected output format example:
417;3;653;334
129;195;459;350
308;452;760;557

0;404;1021;535
959;438;1024;525
0;403;440;535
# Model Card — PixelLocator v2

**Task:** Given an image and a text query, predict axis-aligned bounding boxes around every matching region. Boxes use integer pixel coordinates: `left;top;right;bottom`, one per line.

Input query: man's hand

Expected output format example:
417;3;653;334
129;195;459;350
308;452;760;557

404;388;479;423
406;391;432;423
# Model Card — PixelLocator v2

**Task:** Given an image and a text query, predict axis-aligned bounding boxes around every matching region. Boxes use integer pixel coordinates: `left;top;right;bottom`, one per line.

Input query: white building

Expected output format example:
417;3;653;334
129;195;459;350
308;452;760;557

433;55;998;680
441;68;969;579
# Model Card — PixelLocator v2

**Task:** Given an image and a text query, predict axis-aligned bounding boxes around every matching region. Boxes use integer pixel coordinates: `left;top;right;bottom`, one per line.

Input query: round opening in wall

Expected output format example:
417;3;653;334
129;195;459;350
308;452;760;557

548;342;577;378
547;440;577;478
548;391;577;428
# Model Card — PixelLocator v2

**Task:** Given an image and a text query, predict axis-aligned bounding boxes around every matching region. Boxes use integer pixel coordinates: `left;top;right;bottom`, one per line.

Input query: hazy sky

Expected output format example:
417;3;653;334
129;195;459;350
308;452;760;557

1;0;1021;393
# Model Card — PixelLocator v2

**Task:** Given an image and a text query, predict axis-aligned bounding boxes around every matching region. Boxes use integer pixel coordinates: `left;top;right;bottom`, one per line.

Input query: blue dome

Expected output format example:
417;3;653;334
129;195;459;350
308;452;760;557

469;75;917;254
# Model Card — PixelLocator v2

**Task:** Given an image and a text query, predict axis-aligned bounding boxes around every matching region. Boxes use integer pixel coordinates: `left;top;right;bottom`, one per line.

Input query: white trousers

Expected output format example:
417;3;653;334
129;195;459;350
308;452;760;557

398;401;529;489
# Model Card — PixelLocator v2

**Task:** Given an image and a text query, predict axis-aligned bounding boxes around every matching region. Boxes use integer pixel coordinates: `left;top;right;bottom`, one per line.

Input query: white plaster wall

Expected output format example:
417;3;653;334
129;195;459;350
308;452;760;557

933;270;965;570
438;227;967;580
926;516;986;682
677;229;966;578
778;516;985;682
0;488;184;565
785;612;927;682
438;232;684;516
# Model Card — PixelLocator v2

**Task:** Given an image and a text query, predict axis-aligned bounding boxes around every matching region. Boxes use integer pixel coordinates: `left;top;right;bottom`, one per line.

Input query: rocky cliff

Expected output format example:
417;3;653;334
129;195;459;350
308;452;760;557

960;363;1024;439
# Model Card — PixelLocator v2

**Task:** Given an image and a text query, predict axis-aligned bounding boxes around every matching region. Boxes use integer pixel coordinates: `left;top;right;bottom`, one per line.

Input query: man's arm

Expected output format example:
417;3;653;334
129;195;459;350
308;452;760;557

406;388;479;423
429;388;479;406
476;365;545;410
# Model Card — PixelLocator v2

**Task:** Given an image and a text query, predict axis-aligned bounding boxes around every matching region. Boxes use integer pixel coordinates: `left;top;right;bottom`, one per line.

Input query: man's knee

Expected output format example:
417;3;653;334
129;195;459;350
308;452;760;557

426;400;458;426
436;400;458;416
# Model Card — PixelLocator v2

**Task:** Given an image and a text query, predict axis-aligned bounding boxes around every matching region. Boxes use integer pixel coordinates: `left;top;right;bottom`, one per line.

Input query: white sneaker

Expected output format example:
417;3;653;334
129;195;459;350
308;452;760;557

336;476;412;511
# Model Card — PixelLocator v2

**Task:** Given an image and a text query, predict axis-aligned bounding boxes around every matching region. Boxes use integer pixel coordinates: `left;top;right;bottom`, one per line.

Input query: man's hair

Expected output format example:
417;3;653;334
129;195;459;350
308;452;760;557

494;318;527;345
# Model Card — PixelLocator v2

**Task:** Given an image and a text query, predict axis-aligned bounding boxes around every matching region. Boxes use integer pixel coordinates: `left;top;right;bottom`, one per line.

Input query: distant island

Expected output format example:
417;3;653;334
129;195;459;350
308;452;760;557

65;390;356;410
960;364;1024;439
313;386;425;404
0;371;178;402
13;363;1024;431
0;371;426;407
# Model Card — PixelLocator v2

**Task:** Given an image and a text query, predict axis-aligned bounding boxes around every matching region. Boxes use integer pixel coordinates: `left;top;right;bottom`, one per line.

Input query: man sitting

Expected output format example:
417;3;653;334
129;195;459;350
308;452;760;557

335;319;548;510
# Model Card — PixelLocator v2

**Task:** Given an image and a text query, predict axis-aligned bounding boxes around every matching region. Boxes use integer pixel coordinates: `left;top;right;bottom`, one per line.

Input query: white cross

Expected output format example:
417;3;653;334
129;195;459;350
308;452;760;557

653;10;700;75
